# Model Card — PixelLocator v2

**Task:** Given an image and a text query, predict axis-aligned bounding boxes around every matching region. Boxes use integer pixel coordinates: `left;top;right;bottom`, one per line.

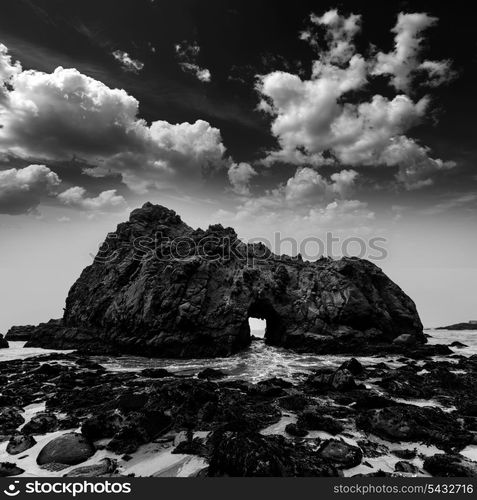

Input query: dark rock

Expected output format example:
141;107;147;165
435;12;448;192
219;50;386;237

65;458;117;477
106;411;172;455
37;433;96;466
424;454;477;477
0;334;8;349
437;322;477;331
357;405;472;451
7;434;37;455
450;341;468;348
297;409;344;435
0;408;24;434
81;411;125;441
172;437;206;456
392;448;417;460
279;393;310;412
197;368;226;380
0;462;24;477
395;461;419;474
207;430;338;477
285;423;309;437
141;368;174;378
317;439;363;468
339;358;365;376
22;413;58;434
116;393;148;412
357;439;389;458
5;325;37;341
393;334;416;345
24;203;425;357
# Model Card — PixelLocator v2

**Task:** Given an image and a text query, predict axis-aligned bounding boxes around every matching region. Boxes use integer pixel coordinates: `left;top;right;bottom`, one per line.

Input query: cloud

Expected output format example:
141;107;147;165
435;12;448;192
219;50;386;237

257;9;456;190
112;50;144;73
0;164;60;214
0;44;227;195
227;162;257;195
372;13;456;91
301;9;361;64
58;186;127;211
175;41;212;82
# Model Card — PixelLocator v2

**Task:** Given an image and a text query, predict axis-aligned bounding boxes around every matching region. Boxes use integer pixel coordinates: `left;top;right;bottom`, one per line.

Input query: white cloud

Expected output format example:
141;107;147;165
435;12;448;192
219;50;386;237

301;10;361;64
112;50;144;73
58;186;127;211
0;164;60;214
228;162;257;195
372;13;455;91
175;41;212;82
0;44;227;194
257;9;456;190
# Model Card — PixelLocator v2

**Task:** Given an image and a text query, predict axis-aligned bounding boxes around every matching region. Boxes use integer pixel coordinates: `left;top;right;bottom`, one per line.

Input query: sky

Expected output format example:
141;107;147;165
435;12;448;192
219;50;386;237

0;0;476;332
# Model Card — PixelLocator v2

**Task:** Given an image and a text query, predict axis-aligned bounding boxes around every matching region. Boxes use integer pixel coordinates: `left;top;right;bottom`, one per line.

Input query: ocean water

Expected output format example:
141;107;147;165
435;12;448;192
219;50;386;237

2;329;476;383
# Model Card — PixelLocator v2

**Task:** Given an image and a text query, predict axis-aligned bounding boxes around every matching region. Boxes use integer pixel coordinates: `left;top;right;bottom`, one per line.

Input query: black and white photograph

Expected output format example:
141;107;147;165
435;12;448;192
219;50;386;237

0;0;477;485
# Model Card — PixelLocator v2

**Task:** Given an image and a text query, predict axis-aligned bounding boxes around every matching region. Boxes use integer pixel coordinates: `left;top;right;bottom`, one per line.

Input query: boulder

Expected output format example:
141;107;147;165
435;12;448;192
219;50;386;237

339;358;365;376
395;461;419;474
141;368;174;378
424;454;477;477
297;409;344;435
318;439;363;468
207;430;338;477
393;334;416;345
285;423;308;437
197;368;226;380
5;325;37;342
24;203;424;357
7;434;37;455
0;462;24;477
37;433;96;466
0;408;25;434
65;458;117;477
22;413;58;434
357;405;473;450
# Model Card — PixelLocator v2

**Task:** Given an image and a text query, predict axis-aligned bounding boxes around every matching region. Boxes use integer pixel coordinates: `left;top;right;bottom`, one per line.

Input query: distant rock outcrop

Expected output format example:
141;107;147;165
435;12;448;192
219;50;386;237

0;334;8;349
25;203;424;358
5;325;37;341
436;322;477;331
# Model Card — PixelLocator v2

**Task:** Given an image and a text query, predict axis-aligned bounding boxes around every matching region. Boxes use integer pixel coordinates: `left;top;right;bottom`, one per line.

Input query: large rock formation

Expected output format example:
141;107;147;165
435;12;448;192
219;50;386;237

25;203;424;357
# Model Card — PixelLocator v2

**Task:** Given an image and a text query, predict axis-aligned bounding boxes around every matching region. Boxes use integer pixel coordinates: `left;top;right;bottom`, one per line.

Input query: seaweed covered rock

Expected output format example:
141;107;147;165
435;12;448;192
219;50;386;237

25;203;424;358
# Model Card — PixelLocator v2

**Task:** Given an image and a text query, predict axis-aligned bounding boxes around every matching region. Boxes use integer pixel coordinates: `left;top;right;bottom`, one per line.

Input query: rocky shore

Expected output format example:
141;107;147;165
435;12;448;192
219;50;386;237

1;340;477;477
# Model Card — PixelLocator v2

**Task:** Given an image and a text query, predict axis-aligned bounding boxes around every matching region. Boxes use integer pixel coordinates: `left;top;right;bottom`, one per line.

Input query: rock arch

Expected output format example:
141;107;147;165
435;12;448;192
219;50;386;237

26;203;425;357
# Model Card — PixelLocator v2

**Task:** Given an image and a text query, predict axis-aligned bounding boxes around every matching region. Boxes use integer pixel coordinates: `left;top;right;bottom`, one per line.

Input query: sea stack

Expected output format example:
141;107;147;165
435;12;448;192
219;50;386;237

25;203;424;357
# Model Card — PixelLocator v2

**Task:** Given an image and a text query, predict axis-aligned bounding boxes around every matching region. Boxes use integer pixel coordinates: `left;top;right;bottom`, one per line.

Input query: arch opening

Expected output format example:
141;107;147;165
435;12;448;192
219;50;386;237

248;317;266;339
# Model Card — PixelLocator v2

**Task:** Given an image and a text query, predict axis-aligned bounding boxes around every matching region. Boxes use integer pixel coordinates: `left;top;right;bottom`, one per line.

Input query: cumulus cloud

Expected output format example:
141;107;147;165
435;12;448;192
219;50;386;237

0;44;227;194
228;162;257;195
372;13;456;91
0;164;60;214
257;9;456;190
175;41;212;82
301;9;361;64
112;50;144;73
58;186;127;211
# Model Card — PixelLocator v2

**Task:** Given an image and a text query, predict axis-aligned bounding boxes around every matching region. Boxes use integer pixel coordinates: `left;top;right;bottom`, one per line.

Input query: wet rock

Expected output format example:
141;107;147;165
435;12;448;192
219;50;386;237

81;411;125;441
0;334;8;348
25;203;425;357
197;368;226;380
351;390;394;409
357;439;389;458
106;411;172;455
395;461;419;474
22;413;58;434
172;437;206;456
317;439;363;469
65;458;117;477
424;454;477;477
285;423;309;437
279;393;310;412
116;393;148;412
357;405;472;451
331;369;357;391
339;358;365;376
306;368;357;393
297;409;344;435
207;430;338;477
37;433;96;466
0;462;24;477
7;434;37;455
0;408;24;434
